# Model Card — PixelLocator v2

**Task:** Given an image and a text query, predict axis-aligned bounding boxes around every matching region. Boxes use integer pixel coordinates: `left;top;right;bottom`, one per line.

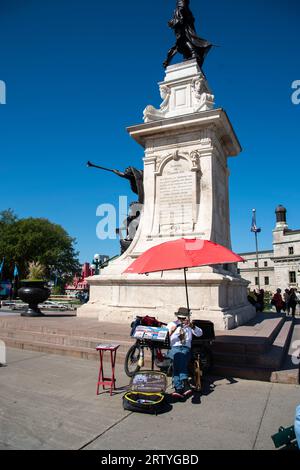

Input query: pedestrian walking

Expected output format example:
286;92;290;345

283;289;290;315
295;289;300;316
288;288;297;319
271;288;285;314
256;289;265;312
247;289;257;307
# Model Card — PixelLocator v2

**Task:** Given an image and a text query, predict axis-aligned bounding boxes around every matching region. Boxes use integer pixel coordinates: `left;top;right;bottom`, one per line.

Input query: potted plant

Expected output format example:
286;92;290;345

18;262;50;317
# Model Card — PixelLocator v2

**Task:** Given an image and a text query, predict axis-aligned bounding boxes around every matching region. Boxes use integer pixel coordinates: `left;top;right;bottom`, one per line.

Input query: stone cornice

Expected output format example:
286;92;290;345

87;275;247;288
239;268;274;273
127;108;242;156
273;239;300;245
239;250;273;256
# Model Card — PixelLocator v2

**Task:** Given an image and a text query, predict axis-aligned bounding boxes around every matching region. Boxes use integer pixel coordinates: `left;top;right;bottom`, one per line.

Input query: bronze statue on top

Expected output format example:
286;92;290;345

163;0;212;69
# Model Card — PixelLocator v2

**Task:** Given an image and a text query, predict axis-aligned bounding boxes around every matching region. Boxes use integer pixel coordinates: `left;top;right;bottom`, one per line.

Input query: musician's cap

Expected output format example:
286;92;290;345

175;307;190;319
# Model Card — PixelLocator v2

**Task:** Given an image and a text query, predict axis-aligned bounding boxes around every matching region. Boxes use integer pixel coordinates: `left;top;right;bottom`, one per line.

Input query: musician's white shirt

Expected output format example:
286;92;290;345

167;320;203;348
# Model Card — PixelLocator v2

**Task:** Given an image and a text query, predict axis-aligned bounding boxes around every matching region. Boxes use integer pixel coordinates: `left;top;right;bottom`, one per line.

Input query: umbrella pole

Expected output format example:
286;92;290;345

184;268;190;313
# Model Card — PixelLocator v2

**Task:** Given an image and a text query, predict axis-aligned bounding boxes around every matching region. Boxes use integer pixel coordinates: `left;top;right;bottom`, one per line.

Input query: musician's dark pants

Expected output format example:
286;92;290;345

168;346;191;391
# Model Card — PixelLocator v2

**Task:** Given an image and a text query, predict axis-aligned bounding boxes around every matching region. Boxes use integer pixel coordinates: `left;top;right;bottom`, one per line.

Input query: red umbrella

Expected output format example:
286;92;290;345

124;238;244;312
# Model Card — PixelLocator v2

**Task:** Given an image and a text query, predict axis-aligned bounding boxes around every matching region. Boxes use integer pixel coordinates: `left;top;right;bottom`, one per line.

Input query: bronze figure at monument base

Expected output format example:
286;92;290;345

87;161;144;254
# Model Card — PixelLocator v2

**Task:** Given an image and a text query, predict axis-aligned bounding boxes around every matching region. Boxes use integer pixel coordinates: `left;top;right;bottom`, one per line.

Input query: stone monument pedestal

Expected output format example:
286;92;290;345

78;60;256;330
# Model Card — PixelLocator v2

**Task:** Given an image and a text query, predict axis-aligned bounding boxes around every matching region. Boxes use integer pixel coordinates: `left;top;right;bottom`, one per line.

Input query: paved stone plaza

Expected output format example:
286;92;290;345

0;347;299;450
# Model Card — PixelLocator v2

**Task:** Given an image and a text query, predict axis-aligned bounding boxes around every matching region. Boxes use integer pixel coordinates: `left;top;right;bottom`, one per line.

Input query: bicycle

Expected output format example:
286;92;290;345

124;338;170;377
124;316;170;377
124;317;215;393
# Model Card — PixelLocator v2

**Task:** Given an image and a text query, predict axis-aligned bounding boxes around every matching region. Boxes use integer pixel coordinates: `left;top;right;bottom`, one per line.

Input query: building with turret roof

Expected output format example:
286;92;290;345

238;206;300;293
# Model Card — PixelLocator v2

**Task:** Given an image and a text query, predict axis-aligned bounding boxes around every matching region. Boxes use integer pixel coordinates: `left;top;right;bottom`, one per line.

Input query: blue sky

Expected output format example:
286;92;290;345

0;0;299;263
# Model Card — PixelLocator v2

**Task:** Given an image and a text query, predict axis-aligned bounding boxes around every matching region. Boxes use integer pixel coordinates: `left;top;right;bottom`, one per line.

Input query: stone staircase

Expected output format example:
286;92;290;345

0;315;134;364
212;314;298;384
0;313;298;384
270;318;300;385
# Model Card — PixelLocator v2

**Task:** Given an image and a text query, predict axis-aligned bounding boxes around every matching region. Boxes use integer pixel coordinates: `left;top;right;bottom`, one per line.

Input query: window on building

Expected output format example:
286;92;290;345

255;277;259;286
264;261;268;267
255;262;258;268
289;271;296;284
289;247;294;255
237;269;240;275
264;277;269;286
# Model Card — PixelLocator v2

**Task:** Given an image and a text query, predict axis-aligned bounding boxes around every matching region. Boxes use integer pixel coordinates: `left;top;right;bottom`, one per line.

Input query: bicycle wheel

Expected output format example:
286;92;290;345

124;343;142;377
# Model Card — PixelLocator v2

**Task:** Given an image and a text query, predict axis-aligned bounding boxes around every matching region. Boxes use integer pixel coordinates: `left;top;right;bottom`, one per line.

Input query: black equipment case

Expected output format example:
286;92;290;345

191;320;215;355
192;320;215;342
123;370;168;415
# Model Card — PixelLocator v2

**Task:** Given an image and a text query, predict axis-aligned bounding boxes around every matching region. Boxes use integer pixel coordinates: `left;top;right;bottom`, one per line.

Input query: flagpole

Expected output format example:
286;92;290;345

254;228;260;290
252;209;261;290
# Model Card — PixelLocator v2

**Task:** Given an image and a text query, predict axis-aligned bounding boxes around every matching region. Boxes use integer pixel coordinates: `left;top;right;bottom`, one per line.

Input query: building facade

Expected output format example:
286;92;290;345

65;258;109;297
238;206;300;293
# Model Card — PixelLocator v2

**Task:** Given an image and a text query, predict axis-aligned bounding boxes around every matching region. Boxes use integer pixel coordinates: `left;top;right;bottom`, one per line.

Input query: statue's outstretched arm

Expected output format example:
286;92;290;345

87;161;116;174
112;169;125;178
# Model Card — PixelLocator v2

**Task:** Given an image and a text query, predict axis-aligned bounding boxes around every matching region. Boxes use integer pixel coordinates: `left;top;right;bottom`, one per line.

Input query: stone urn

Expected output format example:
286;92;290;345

18;281;50;317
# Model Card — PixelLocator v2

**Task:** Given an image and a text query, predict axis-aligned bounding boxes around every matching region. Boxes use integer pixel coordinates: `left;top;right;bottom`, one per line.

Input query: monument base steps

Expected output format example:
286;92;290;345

0;313;298;384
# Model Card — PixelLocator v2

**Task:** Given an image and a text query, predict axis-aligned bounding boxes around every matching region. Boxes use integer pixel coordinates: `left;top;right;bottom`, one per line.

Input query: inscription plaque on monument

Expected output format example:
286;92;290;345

158;158;194;233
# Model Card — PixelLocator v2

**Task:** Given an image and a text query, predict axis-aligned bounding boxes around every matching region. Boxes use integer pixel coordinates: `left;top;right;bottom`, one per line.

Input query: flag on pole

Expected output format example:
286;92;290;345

251;209;261;233
13;264;19;278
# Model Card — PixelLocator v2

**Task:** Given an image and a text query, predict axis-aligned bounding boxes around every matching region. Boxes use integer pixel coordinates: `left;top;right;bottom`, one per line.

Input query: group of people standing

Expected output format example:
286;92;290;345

247;287;299;317
271;288;299;316
247;288;265;312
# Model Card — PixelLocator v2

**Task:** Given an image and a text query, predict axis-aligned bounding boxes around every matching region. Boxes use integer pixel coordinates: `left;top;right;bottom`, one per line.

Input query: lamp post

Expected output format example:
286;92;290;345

251;209;261;290
91;254;101;275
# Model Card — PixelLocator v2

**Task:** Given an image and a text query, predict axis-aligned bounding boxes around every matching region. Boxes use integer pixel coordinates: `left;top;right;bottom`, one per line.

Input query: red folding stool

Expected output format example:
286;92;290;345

96;344;120;396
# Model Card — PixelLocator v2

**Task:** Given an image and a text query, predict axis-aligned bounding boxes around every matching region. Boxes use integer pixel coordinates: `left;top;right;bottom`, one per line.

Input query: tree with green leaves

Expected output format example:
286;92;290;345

0;208;18;226
0;210;81;284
